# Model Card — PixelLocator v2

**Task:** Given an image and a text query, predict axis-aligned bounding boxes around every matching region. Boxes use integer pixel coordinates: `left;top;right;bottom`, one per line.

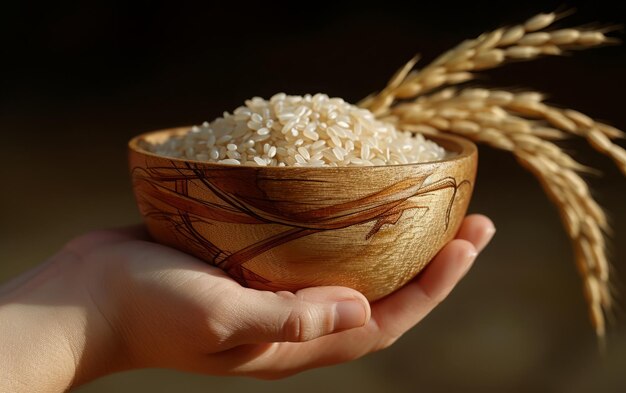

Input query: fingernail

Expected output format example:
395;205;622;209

333;300;367;331
462;248;478;277
477;225;496;253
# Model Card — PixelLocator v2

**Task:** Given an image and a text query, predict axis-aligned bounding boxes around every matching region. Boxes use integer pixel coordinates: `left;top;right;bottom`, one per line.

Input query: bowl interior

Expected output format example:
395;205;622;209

128;127;476;167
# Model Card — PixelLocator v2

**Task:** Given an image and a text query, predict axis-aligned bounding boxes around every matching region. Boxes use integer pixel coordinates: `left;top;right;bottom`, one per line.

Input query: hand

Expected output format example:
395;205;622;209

0;215;494;391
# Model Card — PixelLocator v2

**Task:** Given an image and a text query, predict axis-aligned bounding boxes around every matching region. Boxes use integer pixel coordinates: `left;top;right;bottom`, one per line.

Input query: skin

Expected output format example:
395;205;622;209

0;214;495;392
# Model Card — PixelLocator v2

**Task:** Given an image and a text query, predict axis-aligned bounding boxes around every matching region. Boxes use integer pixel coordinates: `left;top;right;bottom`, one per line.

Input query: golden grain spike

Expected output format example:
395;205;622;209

362;11;622;338
360;11;613;115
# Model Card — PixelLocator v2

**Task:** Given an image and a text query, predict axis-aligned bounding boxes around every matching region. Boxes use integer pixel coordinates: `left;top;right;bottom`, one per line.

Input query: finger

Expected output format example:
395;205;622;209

223;286;371;347
455;214;495;252
370;238;477;339
64;225;151;254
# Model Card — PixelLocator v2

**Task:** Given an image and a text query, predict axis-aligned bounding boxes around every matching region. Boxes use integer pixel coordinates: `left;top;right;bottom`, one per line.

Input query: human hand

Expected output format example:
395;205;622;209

0;214;494;391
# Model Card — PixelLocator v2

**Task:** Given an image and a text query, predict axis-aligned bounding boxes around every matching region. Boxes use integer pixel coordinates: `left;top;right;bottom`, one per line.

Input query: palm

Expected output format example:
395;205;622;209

230;230;480;378
81;215;493;378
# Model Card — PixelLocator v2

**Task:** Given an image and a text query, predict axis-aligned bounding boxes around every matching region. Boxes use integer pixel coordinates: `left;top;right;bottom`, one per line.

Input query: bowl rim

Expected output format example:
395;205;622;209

128;126;477;169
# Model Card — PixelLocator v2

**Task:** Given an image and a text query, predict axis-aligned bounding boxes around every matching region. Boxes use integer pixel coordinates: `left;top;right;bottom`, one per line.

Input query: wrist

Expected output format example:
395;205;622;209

0;247;130;391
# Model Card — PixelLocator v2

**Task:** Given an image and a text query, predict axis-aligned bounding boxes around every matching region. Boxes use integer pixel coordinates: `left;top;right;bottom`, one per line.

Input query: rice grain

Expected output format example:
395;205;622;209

143;93;447;167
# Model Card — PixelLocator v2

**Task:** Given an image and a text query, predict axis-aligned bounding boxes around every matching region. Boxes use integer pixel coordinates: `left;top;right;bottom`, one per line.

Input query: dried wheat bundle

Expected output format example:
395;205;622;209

361;11;626;337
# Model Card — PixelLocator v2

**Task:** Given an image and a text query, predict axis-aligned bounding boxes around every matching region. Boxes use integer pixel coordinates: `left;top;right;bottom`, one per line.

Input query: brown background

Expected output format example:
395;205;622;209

1;1;625;392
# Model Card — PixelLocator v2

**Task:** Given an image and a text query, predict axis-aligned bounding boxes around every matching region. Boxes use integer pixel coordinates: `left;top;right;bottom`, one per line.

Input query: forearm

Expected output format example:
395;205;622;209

0;251;125;392
0;301;78;392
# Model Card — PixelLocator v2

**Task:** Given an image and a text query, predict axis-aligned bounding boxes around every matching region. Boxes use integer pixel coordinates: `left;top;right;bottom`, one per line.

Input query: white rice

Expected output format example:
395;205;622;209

141;93;448;167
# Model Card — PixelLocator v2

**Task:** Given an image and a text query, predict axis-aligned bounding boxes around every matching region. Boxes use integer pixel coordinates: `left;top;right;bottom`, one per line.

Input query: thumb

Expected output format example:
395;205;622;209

226;286;371;346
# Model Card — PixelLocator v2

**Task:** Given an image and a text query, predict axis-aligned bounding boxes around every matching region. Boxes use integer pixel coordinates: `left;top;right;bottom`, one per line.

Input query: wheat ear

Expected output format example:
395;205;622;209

362;11;625;337
361;11;616;116
388;87;622;336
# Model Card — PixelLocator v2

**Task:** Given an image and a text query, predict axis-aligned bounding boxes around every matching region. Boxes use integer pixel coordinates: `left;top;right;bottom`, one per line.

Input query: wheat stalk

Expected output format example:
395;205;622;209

363;11;625;338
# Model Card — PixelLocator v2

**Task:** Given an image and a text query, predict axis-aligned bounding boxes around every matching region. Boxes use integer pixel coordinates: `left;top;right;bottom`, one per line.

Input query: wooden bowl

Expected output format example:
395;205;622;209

129;127;477;301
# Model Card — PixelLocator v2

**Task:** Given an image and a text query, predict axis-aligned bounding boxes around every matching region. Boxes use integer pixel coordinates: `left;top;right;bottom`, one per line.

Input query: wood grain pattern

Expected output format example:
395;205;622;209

129;127;477;300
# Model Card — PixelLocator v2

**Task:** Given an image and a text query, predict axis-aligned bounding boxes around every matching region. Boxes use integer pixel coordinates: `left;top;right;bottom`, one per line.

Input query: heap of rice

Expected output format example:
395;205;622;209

143;93;447;166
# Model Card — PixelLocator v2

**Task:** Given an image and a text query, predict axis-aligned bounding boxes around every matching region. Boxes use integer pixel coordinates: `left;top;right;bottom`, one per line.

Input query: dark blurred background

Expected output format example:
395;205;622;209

1;1;625;392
